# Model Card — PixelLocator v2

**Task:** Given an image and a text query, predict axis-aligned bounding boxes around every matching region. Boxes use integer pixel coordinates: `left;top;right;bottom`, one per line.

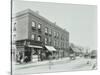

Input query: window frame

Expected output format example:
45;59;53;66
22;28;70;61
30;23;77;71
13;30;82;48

49;29;52;35
31;34;35;40
37;35;41;41
38;23;41;29
54;31;55;36
45;27;48;33
12;22;16;32
32;21;36;28
45;37;48;44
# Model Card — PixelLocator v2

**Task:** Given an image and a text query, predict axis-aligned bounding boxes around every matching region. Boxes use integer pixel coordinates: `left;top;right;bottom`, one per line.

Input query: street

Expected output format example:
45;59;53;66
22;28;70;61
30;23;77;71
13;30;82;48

12;57;97;75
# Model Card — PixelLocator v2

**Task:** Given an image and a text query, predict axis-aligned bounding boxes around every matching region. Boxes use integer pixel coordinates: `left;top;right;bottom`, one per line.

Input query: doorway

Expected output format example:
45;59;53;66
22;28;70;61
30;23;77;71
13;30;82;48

24;47;32;62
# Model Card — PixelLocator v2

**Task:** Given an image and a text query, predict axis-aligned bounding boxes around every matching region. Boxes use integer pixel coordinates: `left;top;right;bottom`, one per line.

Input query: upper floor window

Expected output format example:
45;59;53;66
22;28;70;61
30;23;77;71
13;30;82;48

61;42;63;48
13;22;16;32
61;35;63;40
31;34;35;40
54;31;56;37
66;39;69;42
48;37;51;43
12;34;16;41
13;27;16;32
57;41;59;47
56;40;58;47
53;40;55;46
49;29;52;35
45;38;48;44
49;38;52;45
38;24;41;29
37;35;41;41
13;34;16;37
45;27;48;33
54;40;56;46
62;36;64;40
63;43;64;48
32;21;36;28
57;32;59;37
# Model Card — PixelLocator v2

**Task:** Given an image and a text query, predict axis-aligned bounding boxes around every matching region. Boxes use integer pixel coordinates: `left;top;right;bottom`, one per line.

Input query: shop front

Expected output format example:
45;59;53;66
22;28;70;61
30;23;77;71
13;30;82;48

58;49;65;58
15;45;43;63
44;45;57;60
15;46;25;63
27;45;42;62
15;40;44;63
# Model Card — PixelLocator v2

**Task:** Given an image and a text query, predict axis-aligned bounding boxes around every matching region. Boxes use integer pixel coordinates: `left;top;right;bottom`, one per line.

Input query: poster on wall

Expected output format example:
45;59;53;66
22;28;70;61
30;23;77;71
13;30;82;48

11;0;97;75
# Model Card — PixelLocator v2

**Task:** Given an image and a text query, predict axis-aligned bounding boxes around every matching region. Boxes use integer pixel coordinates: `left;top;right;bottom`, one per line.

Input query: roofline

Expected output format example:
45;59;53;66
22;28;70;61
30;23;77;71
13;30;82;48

12;9;69;33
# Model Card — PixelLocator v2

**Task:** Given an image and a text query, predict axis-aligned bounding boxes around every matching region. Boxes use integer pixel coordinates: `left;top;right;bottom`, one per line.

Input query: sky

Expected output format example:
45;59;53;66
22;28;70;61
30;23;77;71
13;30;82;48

12;0;97;50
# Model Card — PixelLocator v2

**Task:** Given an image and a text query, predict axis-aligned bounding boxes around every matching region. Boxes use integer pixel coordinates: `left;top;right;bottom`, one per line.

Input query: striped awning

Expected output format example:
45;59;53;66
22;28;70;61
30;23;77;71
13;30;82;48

72;47;80;53
45;45;56;51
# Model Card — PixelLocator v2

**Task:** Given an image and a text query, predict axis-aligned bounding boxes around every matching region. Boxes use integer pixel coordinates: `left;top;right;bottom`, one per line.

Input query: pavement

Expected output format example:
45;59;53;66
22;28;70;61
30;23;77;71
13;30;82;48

12;57;97;75
12;57;70;70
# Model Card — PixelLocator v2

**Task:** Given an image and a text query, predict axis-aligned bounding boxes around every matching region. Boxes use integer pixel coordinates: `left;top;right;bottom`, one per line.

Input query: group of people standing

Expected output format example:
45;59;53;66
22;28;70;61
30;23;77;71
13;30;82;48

16;52;29;64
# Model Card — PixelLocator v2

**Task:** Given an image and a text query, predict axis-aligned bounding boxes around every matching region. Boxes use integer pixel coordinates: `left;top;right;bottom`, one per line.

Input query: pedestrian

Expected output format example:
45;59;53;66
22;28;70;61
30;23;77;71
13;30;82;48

87;60;91;65
19;53;23;64
92;63;97;69
17;54;22;64
87;61;90;64
24;56;28;63
21;58;24;63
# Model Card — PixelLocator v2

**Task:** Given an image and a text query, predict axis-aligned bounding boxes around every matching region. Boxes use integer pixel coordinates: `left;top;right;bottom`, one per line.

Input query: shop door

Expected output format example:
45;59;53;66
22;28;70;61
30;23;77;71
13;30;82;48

25;47;32;62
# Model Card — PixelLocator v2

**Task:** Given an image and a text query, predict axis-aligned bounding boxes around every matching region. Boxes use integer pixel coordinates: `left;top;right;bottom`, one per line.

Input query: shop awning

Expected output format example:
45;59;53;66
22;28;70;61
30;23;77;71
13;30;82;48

28;45;42;48
72;47;80;53
45;45;56;51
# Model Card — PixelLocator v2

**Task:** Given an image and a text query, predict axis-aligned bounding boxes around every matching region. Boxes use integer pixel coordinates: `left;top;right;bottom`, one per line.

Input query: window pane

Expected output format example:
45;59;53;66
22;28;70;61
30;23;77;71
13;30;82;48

54;31;56;37
32;21;35;27
13;27;16;31
49;29;51;34
57;32;59;37
12;22;16;32
32;34;35;40
45;27;48;33
38;36;41;41
38;24;41;29
45;38;47;44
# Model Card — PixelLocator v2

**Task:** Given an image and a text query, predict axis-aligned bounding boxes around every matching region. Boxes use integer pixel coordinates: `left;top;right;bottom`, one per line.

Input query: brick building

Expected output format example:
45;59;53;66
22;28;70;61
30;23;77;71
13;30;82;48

12;9;69;63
